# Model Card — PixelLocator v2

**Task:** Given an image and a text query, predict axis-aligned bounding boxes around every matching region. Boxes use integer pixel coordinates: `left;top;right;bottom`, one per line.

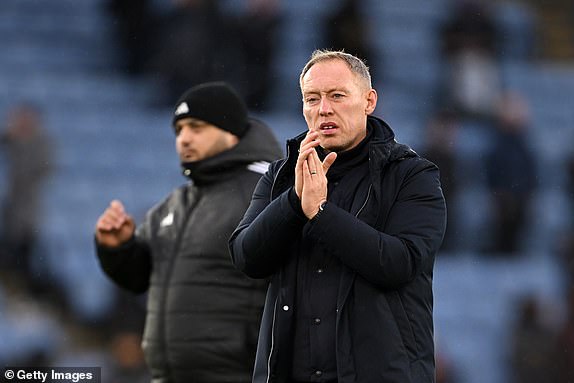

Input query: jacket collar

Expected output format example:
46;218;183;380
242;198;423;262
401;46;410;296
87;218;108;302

181;117;282;185
273;116;417;199
282;116;416;174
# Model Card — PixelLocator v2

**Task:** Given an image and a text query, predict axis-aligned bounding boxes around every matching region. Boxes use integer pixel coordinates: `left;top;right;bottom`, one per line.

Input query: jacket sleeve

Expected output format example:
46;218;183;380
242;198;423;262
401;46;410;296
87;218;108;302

95;234;152;294
229;163;307;278
305;158;446;288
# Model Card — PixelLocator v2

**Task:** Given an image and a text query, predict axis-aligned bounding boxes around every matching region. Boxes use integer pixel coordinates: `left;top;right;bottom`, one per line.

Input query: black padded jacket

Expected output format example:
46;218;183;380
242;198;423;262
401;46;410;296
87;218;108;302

97;119;282;383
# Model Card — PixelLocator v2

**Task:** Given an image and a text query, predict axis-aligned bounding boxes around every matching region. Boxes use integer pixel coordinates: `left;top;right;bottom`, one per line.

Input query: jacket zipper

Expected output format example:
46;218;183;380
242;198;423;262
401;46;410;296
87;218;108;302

158;189;200;377
355;184;372;218
266;297;279;383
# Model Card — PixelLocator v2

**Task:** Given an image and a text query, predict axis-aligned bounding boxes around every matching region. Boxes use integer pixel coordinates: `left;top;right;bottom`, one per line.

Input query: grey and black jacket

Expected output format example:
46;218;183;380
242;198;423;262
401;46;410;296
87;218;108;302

230;116;447;383
97;119;282;383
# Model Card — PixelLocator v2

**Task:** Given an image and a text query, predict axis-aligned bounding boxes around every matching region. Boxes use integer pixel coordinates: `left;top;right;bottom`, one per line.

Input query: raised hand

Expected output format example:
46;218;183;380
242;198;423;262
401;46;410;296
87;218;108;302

95;200;136;248
295;131;337;219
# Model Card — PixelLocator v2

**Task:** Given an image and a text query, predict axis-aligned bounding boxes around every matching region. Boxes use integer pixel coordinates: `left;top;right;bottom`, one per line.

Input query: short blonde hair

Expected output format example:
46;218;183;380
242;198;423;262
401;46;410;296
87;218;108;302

299;49;372;90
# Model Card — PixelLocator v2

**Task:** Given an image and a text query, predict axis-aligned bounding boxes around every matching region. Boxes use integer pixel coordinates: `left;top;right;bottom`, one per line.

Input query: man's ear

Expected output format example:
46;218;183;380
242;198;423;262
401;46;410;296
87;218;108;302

365;89;378;115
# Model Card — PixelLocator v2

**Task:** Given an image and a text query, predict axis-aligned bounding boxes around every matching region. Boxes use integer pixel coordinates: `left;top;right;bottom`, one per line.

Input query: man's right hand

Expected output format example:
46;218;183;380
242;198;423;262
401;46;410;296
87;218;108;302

95;200;135;248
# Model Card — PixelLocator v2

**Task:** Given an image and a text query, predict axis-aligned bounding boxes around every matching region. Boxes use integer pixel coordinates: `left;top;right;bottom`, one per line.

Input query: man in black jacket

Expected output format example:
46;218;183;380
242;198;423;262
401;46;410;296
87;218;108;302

229;50;447;383
95;81;282;383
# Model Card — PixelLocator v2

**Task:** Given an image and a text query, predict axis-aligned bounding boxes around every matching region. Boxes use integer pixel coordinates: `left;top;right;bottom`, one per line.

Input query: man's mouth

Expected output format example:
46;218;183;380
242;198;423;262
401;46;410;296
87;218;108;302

181;150;196;160
320;122;338;133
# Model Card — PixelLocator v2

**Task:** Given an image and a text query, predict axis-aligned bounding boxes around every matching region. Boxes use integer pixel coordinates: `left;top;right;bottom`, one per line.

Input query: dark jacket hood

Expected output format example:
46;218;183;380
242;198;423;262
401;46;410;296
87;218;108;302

181;117;282;185
367;115;418;162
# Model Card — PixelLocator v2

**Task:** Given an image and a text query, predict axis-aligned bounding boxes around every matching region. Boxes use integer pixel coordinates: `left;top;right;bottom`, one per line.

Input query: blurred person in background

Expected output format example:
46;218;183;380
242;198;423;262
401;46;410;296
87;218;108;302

423;110;460;252
484;91;537;255
552;286;574;383
237;0;282;112
438;0;502;122
148;0;241;104
0;102;54;293
509;294;559;383
230;50;446;383
94;81;282;383
323;0;377;80
557;154;574;283
105;0;154;76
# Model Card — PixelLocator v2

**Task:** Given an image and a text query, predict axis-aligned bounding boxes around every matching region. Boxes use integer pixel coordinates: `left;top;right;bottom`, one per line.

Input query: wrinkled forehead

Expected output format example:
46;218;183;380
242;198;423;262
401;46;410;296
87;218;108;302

300;59;367;93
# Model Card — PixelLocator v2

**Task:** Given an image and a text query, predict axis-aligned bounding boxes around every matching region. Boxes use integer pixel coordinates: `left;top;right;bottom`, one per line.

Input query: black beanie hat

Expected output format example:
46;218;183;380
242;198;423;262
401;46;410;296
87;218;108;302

172;81;249;137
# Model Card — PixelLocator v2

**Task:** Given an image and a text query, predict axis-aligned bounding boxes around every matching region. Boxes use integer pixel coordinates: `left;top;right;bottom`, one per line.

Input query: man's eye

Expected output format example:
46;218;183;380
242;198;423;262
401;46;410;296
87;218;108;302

333;93;344;99
305;97;318;103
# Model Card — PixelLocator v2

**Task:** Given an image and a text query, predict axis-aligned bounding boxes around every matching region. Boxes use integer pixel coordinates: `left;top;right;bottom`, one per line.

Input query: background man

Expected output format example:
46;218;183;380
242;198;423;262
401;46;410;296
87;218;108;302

0;103;54;293
95;81;282;383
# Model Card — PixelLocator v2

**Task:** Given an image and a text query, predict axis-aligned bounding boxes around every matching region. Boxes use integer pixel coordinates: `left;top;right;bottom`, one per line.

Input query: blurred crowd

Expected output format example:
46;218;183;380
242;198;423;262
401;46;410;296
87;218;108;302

1;0;574;382
106;0;283;111
0;103;149;381
105;0;380;112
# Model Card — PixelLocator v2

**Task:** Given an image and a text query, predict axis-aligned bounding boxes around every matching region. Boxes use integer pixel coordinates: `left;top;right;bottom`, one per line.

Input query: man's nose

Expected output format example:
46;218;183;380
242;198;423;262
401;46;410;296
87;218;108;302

319;98;333;115
178;127;193;145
